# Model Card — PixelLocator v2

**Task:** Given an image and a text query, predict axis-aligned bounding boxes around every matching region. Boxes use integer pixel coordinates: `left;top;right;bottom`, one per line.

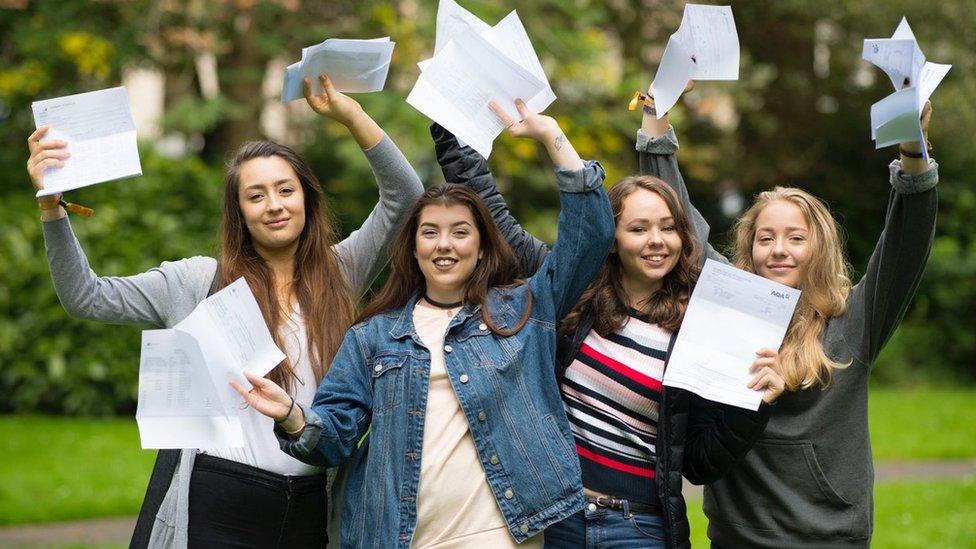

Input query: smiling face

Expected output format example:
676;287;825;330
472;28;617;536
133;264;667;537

237;156;306;257
615;188;683;301
414;203;483;303
751;200;811;288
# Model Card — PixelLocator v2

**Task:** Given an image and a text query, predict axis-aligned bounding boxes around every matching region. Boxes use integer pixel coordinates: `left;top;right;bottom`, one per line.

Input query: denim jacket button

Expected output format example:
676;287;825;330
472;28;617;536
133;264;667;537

477;411;487;421
490;455;499;465
520;524;529;534
478;322;487;331
444;344;453;353
459;374;469;383
374;364;382;372
504;488;514;499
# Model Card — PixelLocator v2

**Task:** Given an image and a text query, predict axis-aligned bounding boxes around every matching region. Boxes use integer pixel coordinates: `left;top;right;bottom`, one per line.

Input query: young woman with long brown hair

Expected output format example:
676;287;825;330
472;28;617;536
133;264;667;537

26;74;423;548
233;102;615;548
636;82;939;547
429;117;786;547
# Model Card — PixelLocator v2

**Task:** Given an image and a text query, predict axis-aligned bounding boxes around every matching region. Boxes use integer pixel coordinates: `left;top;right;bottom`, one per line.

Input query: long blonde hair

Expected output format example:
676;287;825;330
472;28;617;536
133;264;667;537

731;187;852;390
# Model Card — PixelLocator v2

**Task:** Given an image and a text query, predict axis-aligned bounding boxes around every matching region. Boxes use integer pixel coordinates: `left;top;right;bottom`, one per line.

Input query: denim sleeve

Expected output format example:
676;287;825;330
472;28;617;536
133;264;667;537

844;160;939;365
276;327;373;467
430;123;550;276
636;127;726;265
528;161;615;321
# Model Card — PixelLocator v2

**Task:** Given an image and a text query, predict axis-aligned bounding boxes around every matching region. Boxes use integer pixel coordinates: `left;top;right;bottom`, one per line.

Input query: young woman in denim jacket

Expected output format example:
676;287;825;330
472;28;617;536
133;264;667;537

428;88;785;549
235;101;615;547
636;82;939;548
27;75;423;548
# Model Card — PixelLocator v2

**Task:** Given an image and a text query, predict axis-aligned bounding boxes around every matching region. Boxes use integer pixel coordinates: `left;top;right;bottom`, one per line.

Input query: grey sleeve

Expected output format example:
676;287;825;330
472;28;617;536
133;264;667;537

636;127;727;265
42;216;215;327
844;160;939;365
334;134;425;296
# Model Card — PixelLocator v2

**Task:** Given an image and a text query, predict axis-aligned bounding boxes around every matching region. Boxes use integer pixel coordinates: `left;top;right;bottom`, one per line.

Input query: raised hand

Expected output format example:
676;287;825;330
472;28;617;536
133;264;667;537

303;73;366;127
747;348;786;404
26;125;70;194
489;99;584;170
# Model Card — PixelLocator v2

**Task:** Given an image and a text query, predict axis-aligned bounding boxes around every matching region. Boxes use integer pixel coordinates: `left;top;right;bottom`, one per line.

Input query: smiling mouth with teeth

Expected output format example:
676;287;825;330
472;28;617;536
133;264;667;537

434;258;458;266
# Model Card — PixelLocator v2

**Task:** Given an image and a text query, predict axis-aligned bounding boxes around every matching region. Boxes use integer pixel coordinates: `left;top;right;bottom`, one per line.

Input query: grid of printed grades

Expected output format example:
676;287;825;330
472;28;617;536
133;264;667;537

559;312;669;505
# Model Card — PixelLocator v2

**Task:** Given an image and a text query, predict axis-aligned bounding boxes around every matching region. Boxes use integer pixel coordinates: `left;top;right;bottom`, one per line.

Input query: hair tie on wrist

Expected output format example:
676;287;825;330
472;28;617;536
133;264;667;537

275;395;296;424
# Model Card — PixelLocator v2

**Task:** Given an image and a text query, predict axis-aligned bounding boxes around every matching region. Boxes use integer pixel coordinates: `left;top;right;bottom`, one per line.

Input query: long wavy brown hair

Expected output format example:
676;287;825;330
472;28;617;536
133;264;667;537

219;141;356;392
359;184;531;336
731;186;852;390
561;176;702;337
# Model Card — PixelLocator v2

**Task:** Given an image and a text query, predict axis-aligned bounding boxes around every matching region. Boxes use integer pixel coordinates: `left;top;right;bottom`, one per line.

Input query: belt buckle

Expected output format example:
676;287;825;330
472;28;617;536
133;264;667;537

595;496;617;509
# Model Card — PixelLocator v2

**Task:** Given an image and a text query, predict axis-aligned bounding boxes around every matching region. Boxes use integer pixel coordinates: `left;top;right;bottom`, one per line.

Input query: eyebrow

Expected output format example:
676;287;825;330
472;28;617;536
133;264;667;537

243;178;294;192
419;220;474;228
756;226;808;233
626;216;674;224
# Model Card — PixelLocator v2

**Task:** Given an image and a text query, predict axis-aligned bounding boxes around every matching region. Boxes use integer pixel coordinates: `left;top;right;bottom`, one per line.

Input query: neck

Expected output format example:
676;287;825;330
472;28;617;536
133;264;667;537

255;242;298;304
619;273;660;312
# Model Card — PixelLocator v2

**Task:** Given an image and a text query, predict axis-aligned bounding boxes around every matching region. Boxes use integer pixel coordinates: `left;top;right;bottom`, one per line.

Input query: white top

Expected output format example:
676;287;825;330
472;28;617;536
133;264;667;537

411;303;541;548
202;307;324;476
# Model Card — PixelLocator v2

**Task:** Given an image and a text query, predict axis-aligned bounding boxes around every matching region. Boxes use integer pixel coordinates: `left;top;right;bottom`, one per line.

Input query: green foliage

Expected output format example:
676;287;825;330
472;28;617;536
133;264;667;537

0;148;223;415
0;1;974;414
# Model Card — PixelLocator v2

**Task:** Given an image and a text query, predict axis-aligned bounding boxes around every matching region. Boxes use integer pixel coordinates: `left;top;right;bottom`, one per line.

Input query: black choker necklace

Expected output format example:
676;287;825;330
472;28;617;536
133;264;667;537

424;295;463;309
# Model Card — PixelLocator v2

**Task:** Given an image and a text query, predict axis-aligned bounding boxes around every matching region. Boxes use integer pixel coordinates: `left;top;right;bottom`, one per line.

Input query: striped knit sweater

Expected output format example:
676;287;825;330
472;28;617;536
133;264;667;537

559;311;670;505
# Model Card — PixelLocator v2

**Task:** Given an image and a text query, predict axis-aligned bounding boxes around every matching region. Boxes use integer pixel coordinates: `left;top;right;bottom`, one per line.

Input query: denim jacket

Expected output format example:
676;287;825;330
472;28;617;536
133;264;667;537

277;160;614;548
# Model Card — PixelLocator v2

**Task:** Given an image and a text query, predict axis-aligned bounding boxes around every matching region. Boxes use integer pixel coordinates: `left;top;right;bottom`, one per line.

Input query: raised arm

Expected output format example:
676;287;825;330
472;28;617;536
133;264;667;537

303;74;425;296
27;126;214;327
637;83;726;265
430;123;549;276
845;103;938;365
490;101;614;320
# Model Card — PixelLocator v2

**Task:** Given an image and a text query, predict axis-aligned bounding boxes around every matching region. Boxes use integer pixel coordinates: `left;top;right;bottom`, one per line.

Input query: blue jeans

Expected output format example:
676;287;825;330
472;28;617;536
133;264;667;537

544;501;666;548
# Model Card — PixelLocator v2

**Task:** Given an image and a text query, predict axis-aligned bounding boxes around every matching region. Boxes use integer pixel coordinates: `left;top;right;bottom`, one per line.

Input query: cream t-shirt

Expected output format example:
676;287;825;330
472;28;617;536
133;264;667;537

411;303;542;548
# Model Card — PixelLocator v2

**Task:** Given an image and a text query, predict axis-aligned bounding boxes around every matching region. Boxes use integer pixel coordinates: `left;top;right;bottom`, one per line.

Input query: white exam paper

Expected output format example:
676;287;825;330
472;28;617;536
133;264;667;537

652;4;739;118
862;17;951;160
407;29;546;158
135;277;286;449
663;259;800;410
31;87;142;197
282;37;394;101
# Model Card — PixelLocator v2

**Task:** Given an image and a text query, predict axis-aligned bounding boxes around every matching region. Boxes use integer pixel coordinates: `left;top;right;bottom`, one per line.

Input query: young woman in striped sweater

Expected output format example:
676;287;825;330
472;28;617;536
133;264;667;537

430;114;785;548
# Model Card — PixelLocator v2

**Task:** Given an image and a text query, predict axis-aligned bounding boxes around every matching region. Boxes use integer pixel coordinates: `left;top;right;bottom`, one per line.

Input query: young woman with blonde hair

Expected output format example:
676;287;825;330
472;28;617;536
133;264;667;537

429;107;786;546
27;74;423;548
636;81;939;548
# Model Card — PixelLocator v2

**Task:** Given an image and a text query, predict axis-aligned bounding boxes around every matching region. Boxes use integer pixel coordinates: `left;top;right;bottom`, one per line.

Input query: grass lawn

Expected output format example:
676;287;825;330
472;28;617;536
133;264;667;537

0;387;973;530
686;477;976;548
0;416;155;525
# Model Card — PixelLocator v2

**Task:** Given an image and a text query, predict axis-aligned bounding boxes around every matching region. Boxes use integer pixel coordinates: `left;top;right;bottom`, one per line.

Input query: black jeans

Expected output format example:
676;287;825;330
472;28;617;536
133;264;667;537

187;453;328;549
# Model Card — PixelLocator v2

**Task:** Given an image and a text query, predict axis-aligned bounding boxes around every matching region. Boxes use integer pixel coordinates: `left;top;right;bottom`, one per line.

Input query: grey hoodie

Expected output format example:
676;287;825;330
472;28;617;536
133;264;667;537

637;127;938;548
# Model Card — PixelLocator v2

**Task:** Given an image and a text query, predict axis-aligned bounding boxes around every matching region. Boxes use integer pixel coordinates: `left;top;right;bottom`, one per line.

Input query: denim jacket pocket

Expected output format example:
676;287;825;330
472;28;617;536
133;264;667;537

370;354;408;414
473;333;526;369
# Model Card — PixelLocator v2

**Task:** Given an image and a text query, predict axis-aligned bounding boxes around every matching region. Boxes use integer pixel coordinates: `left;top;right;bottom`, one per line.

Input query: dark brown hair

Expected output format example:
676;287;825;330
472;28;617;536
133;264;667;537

358;184;531;336
561;175;701;336
219;141;356;391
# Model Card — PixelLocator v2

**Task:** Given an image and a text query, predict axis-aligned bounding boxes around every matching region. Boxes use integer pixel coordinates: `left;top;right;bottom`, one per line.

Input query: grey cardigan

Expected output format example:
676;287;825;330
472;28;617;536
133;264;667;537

637;127;938;548
41;134;424;548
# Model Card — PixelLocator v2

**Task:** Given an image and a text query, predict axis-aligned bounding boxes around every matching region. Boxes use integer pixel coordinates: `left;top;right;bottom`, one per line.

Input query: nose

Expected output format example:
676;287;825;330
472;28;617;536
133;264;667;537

266;193;284;212
435;232;453;252
647;227;665;247
771;237;788;256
